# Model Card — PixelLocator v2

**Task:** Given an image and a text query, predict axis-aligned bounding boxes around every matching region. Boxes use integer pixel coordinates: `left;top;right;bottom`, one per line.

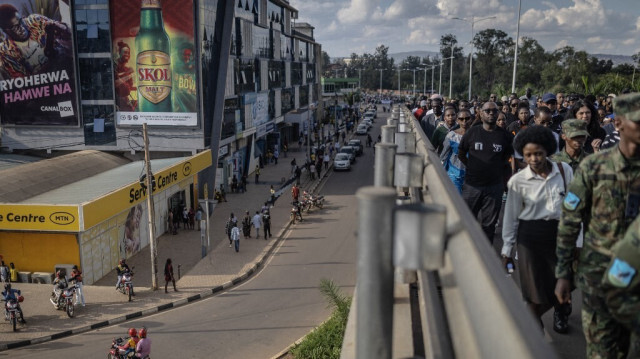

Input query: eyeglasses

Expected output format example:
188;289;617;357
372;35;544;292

457;117;471;121
511;104;518;107
482;109;499;114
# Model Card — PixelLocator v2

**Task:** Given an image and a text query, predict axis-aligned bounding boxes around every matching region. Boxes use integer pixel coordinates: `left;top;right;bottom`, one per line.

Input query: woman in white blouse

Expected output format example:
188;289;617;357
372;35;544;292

501;126;573;332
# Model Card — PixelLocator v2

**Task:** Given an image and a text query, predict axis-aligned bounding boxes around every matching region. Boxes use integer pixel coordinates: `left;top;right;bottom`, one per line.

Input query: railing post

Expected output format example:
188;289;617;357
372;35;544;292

395;132;416;154
374;143;397;187
380;125;396;144
356;186;397;359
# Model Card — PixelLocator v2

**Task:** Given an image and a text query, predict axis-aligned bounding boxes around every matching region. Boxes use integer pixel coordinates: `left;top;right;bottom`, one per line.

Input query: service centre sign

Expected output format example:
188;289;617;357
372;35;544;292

0;205;80;232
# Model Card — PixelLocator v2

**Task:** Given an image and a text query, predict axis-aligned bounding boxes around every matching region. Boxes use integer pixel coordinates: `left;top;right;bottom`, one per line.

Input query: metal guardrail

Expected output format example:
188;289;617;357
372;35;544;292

342;106;559;358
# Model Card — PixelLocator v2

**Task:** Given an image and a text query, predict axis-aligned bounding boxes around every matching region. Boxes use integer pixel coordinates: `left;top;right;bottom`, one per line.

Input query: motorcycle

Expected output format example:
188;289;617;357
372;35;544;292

290;201;303;224
50;284;77;317
117;268;135;302
309;193;324;209
4;297;23;331
108;337;137;359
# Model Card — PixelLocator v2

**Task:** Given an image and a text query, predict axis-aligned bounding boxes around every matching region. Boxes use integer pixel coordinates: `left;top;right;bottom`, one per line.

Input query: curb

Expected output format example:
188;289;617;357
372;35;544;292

0;216;296;352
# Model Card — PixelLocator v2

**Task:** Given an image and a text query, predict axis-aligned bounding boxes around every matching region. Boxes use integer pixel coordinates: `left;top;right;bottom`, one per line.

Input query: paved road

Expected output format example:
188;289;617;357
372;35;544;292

8;112;383;358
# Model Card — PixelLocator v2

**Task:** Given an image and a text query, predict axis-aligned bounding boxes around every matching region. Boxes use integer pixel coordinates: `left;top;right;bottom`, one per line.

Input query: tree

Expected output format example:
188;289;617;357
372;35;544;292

321;51;332;76
439;34;465;98
472;29;514;96
513;37;546;92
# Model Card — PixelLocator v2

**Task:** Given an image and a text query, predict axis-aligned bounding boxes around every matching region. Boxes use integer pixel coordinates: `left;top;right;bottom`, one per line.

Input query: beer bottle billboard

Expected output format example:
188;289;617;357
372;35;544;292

136;0;172;112
110;0;197;126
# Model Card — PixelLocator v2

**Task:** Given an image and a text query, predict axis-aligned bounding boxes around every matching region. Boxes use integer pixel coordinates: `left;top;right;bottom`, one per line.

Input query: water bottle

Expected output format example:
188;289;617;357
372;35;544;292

506;262;514;277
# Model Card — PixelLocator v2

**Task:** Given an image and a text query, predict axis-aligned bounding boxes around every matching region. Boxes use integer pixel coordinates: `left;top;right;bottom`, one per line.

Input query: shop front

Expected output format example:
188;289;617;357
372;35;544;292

0;151;212;284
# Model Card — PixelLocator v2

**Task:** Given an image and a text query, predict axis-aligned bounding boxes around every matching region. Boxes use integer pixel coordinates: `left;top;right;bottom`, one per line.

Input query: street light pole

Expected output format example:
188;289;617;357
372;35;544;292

449;46;454;99
397;67;401;95
422;67;427;96
430;65;435;96
377;68;383;95
452;15;496;100
412;68;417;99
358;68;362;90
511;0;522;93
439;59;443;95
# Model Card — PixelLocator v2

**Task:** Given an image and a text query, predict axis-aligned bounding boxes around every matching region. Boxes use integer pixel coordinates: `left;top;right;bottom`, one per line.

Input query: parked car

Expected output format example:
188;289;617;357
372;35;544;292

333;153;351;171
362;118;373;128
363;112;375;121
355;124;368;135
339;146;356;163
348;139;363;156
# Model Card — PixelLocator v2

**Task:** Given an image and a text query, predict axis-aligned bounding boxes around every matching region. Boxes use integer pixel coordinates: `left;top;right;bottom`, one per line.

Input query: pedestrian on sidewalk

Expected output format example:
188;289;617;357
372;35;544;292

196;206;203;231
70;265;85;306
295;166;302;185
262;202;270;213
252;211;262;239
164;258;177;293
310;163;316;180
283;141;288;158
225;213;237;245
231;175;238;193
269;186;276;206
292;183;300;202
173;207;181;232
231;222;240;252
241;174;247;192
323;153;330;170
298;135;303;148
188;207;195;230
316;158;322;179
290;158;297;174
255;165;260;184
182;207;189;229
274;148;279;164
242;211;252;238
262;210;272;239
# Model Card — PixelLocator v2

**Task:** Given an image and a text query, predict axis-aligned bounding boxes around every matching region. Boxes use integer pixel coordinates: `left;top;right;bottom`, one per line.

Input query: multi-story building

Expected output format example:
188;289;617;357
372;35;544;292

0;0;322;282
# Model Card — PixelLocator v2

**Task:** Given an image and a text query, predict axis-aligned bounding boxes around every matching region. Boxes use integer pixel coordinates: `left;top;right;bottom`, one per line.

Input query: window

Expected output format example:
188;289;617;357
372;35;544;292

291;62;302;86
281;88;293;113
75;9;111;53
79;58;114;100
82;105;116;146
299;85;308;107
222;97;240;140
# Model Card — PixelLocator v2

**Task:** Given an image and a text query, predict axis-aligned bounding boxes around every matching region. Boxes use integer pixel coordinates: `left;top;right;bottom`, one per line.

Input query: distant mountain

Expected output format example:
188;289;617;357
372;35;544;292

592;54;635;66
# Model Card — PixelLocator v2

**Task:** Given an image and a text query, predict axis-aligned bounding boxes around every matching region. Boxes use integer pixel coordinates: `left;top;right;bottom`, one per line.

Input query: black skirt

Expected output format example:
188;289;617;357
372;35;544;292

516;219;559;305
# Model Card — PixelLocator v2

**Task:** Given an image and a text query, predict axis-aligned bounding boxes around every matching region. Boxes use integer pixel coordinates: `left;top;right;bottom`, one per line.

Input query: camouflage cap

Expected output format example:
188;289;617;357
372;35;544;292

562;119;589;138
613;92;640;122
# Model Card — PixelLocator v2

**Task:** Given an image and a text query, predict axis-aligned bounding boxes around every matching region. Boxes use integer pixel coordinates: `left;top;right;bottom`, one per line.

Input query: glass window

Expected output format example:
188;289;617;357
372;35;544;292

79;58;114;100
299;85;308;107
252;25;269;58
75;8;111;53
291;62;302;86
83;105;116;146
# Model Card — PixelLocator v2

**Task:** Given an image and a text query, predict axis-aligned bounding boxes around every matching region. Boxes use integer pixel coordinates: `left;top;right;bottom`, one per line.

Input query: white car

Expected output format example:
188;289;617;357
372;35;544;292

333;153;351;171
340;146;356;163
363;112;375;121
356;124;368;135
362;118;373;128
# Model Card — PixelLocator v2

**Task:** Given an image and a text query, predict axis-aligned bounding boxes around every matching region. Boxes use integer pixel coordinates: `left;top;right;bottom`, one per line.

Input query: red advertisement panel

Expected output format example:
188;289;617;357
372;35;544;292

110;0;197;126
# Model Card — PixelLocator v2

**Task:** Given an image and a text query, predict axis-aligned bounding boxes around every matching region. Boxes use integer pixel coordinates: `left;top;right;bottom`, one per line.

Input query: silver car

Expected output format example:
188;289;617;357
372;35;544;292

333;153;351;171
339;146;356;163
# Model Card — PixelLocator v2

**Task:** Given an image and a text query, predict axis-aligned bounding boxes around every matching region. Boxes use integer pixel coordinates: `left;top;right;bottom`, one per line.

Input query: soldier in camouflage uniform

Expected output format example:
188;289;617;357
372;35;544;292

551;119;590;172
555;92;640;358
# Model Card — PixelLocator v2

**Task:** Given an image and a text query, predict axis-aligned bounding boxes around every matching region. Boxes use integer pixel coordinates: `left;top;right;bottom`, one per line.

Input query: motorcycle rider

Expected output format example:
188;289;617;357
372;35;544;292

2;283;25;323
52;270;68;307
70;265;85;306
117;327;140;357
135;326;151;358
115;259;133;294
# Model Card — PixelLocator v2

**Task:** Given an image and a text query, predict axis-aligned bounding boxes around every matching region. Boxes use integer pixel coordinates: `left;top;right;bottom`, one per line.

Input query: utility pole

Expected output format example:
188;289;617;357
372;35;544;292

430;65;435;96
358;68;362;90
142;123;158;290
377;68;383;95
439;59;443;95
511;0;522;93
397;67;400;95
422;67;427;96
449;46;454;99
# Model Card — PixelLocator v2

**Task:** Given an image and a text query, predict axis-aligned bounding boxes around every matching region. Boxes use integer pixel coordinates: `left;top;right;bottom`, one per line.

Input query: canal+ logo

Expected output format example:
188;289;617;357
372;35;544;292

182;161;192;176
49;212;76;225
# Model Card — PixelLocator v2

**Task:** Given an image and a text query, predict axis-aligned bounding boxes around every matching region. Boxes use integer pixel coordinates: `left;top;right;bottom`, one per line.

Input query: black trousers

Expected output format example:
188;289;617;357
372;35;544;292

462;182;503;243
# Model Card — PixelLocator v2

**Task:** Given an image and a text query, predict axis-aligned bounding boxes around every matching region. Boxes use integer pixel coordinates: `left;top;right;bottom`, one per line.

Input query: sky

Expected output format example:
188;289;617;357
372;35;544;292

289;0;640;59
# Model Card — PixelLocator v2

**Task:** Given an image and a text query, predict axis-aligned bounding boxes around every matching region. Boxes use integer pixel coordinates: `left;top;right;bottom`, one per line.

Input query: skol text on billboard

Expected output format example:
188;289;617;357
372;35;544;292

0;0;79;126
110;0;197;126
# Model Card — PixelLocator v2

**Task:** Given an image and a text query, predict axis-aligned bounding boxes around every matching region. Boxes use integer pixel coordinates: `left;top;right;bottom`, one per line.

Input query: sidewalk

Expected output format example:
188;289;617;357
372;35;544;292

0;146;333;349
